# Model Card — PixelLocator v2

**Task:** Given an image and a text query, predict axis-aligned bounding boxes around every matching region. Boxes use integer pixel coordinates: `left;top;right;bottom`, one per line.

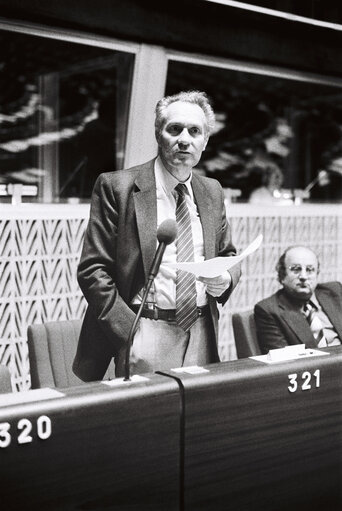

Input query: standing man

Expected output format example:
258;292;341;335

254;245;342;353
73;90;241;381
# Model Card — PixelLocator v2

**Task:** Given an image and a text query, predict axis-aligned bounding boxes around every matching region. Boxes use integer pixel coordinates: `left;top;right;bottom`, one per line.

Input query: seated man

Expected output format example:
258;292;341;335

254;245;342;353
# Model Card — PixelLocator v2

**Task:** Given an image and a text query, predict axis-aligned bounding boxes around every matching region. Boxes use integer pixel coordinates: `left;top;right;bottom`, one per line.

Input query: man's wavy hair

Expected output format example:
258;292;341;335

276;245;320;283
155;90;215;140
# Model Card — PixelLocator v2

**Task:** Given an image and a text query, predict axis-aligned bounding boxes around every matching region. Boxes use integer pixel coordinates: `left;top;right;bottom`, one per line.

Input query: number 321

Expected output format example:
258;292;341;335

288;369;320;393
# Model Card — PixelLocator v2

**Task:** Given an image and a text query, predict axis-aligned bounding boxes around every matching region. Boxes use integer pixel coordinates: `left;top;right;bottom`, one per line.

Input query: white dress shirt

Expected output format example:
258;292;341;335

133;156;207;308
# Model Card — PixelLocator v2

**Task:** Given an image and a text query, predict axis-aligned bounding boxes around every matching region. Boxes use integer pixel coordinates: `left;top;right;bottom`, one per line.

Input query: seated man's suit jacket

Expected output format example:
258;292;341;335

73;159;241;381
254;281;342;354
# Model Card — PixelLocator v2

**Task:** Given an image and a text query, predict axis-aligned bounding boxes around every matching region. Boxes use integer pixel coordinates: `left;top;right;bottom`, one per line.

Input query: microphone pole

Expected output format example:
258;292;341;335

124;219;177;381
303;170;329;193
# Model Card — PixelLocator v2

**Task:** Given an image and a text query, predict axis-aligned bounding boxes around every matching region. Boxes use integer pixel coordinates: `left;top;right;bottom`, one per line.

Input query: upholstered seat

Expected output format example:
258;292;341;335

27;320;115;388
0;365;12;393
232;310;262;358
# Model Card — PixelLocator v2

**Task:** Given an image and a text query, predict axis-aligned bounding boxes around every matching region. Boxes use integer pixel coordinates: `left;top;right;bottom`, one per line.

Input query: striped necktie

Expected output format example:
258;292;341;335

175;183;198;331
303;301;327;347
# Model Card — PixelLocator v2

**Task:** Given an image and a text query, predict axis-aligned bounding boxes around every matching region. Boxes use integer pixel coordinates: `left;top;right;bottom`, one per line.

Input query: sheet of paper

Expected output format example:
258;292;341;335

166;233;263;278
250;347;329;365
0;388;64;407
171;365;210;374
102;374;150;386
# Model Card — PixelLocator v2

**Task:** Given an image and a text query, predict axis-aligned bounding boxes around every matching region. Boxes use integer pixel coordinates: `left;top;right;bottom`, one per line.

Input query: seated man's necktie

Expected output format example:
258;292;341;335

175;183;197;331
303;301;327;347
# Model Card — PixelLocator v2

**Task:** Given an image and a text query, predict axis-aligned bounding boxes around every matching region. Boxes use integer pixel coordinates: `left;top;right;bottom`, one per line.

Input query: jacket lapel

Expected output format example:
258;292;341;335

192;174;215;259
132;168;220;277
278;292;317;348
316;286;342;339
133;160;157;280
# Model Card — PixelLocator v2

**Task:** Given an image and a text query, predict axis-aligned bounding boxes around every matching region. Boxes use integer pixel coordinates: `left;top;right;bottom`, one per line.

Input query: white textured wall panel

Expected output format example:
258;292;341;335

1;203;341;390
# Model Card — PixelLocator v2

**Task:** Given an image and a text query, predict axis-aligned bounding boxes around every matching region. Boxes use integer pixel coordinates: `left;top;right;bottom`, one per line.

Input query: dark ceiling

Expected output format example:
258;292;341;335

0;1;342;77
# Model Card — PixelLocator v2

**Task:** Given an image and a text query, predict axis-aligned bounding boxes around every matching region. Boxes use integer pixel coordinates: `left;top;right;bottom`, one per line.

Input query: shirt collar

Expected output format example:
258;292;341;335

301;293;320;312
155;156;193;199
309;293;320;310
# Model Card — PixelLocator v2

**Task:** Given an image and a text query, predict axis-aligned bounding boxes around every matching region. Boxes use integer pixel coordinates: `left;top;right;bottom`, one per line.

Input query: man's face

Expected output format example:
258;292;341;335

281;247;319;301
157;101;209;179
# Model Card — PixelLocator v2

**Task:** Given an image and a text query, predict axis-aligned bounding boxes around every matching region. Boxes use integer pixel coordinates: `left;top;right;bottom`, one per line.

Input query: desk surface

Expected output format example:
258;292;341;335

0;374;181;511
1;349;342;511
160;346;342;511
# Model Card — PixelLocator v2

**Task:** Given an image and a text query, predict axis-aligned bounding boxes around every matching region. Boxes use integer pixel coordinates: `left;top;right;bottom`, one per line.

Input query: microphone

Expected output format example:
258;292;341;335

148;219;178;278
124;219;177;380
304;170;329;193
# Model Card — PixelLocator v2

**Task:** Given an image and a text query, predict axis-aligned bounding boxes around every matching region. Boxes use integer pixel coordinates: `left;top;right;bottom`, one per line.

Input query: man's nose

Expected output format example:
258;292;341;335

299;268;310;278
178;129;191;146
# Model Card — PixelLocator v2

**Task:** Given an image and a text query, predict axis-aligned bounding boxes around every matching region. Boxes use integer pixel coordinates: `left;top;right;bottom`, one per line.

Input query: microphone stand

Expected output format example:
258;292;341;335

123;218;177;381
123;274;155;381
303;170;329;194
59;157;87;196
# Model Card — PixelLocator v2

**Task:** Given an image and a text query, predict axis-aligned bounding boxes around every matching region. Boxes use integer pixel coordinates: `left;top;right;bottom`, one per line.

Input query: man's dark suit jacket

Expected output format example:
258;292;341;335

254;282;342;354
73;159;241;381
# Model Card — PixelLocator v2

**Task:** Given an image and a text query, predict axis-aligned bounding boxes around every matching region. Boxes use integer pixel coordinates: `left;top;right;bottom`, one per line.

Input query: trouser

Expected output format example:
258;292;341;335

114;314;218;377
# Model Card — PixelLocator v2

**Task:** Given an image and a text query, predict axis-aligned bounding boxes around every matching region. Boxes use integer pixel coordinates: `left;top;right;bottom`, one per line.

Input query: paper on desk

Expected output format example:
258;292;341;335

102;375;150;386
0;388;64;407
250;344;329;364
166;233;263;278
171;365;210;374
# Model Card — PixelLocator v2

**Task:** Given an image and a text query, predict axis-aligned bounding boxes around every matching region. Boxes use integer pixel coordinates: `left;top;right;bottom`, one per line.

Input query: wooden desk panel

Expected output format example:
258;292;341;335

1;347;341;510
162;347;342;511
0;374;181;511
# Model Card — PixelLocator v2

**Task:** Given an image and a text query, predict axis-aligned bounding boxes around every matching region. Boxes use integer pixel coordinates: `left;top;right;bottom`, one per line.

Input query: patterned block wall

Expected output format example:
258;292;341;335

0;206;89;390
1;204;341;390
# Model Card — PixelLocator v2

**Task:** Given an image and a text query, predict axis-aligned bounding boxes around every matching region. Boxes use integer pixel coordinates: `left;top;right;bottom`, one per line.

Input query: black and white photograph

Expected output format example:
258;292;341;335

0;1;341;510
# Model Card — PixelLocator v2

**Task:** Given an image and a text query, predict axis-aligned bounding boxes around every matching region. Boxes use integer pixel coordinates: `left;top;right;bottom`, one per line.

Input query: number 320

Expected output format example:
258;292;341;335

0;415;51;448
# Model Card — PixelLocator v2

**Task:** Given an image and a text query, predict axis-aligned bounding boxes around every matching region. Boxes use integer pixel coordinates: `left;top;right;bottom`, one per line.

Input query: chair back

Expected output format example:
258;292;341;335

27;320;114;388
232;310;262;358
0;365;12;393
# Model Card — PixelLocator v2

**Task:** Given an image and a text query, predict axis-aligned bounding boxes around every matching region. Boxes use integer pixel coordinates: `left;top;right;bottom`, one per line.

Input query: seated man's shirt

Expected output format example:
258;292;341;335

303;293;341;347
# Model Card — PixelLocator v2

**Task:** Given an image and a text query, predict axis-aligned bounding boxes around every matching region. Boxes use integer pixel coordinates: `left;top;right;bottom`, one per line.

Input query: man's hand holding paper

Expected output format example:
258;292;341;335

198;272;232;297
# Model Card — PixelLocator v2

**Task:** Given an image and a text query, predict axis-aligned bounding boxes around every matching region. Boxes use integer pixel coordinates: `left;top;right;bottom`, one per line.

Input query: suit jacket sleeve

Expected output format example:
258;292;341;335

216;184;241;305
254;302;288;353
78;174;135;349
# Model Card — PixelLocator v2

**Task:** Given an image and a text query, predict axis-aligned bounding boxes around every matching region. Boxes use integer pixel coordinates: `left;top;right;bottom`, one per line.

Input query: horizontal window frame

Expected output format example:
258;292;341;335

166;48;342;88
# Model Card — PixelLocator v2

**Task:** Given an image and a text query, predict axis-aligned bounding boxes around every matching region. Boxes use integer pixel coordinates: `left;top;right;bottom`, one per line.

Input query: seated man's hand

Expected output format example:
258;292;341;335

198;271;232;297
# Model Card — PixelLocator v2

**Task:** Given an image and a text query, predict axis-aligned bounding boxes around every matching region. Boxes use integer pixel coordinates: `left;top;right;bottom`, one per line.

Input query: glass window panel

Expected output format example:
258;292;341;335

166;60;342;202
0;30;134;201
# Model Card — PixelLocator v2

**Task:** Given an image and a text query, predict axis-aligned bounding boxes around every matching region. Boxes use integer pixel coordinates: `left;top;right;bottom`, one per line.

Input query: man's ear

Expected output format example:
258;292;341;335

278;273;285;286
